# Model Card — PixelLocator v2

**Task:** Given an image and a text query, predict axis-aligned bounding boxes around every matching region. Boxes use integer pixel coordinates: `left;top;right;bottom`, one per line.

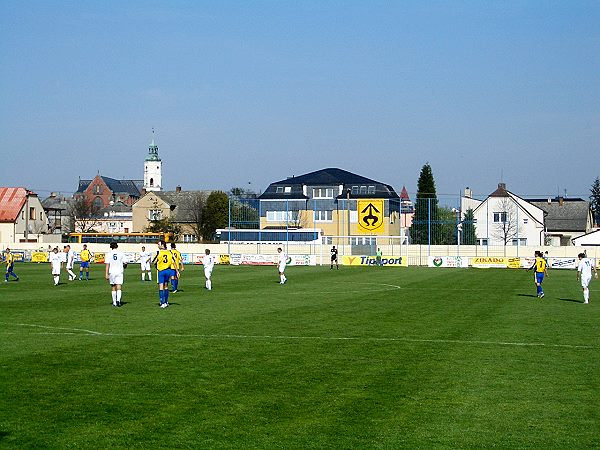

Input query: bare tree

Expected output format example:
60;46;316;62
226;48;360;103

287;203;309;229
69;197;102;233
491;197;518;245
30;219;48;242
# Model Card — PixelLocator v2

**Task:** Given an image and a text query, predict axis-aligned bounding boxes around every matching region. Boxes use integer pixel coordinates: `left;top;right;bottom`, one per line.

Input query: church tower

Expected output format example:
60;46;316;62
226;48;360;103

143;131;162;192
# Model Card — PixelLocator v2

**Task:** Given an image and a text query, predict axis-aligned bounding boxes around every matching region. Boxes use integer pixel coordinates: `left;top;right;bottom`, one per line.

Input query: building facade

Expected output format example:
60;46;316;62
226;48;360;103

0;187;49;243
258;168;402;241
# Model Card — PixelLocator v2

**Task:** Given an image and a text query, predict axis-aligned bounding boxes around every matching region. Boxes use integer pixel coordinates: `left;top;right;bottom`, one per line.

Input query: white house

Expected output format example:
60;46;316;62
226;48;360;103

572;229;600;247
461;183;545;247
0;187;49;243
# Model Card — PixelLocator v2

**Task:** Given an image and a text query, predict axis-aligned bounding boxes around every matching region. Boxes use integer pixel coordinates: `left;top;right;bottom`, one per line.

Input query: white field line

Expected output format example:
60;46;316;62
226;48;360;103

0;322;596;350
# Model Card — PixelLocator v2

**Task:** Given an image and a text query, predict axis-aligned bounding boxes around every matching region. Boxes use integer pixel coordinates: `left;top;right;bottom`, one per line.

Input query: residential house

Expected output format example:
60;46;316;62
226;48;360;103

42;192;72;235
0;187;49;243
132;187;211;242
460;183;545;247
529;197;594;246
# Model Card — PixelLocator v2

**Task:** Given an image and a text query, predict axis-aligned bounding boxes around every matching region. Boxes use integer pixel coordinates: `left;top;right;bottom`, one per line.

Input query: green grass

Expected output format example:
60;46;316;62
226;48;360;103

1;264;599;449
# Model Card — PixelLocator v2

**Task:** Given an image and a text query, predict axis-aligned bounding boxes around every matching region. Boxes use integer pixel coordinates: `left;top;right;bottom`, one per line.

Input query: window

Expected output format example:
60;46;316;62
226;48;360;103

266;211;293;222
21;211;24;220
312;188;334;199
183;234;198;243
523;218;528;224
511;238;527;246
350;237;376;245
148;210;162;221
29;207;35;220
493;212;507;223
276;186;284;193
367;186;376;194
149;178;154;187
351;186;359;195
284;187;291;194
39;212;43;221
94;185;102;194
314;210;333;222
360;186;367;194
479;239;488;246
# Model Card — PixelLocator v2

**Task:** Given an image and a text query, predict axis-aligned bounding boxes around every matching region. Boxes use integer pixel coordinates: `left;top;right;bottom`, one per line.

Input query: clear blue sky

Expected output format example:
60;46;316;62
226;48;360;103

1;1;599;202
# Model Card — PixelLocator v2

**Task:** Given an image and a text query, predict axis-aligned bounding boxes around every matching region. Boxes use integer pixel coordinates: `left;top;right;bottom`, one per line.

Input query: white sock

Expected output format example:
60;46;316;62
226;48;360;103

53;275;59;285
112;291;117;304
142;273;145;281
116;290;122;303
207;280;211;290
584;288;589;302
148;273;152;281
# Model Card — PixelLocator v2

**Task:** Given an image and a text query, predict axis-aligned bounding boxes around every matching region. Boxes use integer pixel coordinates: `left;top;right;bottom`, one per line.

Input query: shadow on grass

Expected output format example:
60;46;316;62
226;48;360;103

557;298;582;304
0;431;9;441
517;294;538;298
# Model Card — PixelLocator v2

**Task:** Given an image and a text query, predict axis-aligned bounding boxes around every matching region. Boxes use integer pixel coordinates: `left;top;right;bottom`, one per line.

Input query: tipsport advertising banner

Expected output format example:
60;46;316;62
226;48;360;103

342;255;407;267
428;256;469;268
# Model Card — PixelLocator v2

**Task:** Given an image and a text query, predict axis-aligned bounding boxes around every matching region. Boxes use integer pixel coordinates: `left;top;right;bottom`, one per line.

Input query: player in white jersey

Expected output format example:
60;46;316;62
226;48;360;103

577;253;598;304
277;247;287;284
139;246;153;281
202;249;216;290
49;247;62;285
105;242;127;307
64;245;76;281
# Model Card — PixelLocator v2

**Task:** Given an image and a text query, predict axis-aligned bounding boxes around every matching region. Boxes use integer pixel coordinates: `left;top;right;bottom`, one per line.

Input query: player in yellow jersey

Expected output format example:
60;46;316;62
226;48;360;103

527;250;548;298
169;243;184;292
152;240;176;308
79;244;93;281
4;248;19;282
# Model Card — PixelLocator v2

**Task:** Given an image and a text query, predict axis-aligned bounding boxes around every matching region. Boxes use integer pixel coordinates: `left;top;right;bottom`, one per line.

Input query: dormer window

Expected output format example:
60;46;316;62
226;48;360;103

312;188;334;199
351;186;359;195
367;186;376;194
284;187;291;194
276;187;284;193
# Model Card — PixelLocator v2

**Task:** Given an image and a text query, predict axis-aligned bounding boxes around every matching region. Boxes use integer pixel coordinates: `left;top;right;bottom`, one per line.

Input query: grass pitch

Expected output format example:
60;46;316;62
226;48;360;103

1;263;599;449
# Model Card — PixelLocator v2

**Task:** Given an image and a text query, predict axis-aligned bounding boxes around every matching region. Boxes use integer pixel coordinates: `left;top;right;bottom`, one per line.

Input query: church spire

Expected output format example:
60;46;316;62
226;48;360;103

146;128;161;162
143;129;163;192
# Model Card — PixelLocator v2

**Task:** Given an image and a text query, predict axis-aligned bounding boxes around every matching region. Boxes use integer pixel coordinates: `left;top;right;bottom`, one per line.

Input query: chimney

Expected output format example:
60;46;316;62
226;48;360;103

141;188;146;196
464;187;472;199
558;196;564;206
176;185;182;193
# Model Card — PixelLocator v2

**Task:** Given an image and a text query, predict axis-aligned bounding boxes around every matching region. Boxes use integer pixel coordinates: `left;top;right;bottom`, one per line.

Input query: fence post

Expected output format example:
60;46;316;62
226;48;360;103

427;198;431;257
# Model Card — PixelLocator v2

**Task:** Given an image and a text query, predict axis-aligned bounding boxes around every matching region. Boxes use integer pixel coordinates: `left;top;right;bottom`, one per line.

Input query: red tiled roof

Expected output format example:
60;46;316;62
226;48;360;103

400;185;410;200
0;187;28;222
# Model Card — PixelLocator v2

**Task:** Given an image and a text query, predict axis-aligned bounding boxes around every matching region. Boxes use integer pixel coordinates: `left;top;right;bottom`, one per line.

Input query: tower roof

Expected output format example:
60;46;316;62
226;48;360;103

146;137;161;162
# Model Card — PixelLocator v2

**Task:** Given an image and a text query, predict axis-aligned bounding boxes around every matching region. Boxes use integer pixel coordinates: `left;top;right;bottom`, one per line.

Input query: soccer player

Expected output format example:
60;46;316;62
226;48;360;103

105;242;126;307
376;247;383;266
49;247;62;286
202;248;216;290
4;248;19;282
527;251;548;298
169;243;184;293
152;240;175;308
577;253;598;304
79;244;93;281
330;245;339;270
277;247;287;284
139;246;153;282
64;245;76;281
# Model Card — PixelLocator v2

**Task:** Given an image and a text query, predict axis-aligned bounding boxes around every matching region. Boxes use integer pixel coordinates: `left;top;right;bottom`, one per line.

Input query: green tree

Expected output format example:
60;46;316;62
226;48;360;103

590;176;600;227
410;163;440;244
144;218;182;242
201;191;229;241
437;206;458;245
461;208;477;245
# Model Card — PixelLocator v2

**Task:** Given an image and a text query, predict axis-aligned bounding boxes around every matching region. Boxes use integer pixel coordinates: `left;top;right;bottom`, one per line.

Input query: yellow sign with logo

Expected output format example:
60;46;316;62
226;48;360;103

342;255;407;267
357;199;384;234
31;252;49;263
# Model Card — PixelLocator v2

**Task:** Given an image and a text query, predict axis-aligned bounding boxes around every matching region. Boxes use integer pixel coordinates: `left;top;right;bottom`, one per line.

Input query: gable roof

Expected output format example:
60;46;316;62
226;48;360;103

0;187;33;222
259;167;399;200
77;176;143;196
529;198;591;232
154;190;212;223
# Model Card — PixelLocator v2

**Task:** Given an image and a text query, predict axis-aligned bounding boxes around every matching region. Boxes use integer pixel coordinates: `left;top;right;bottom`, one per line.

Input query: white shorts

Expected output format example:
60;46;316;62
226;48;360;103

278;263;286;273
581;276;592;289
52;269;61;276
109;273;124;285
141;261;151;271
66;264;74;270
204;267;213;279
